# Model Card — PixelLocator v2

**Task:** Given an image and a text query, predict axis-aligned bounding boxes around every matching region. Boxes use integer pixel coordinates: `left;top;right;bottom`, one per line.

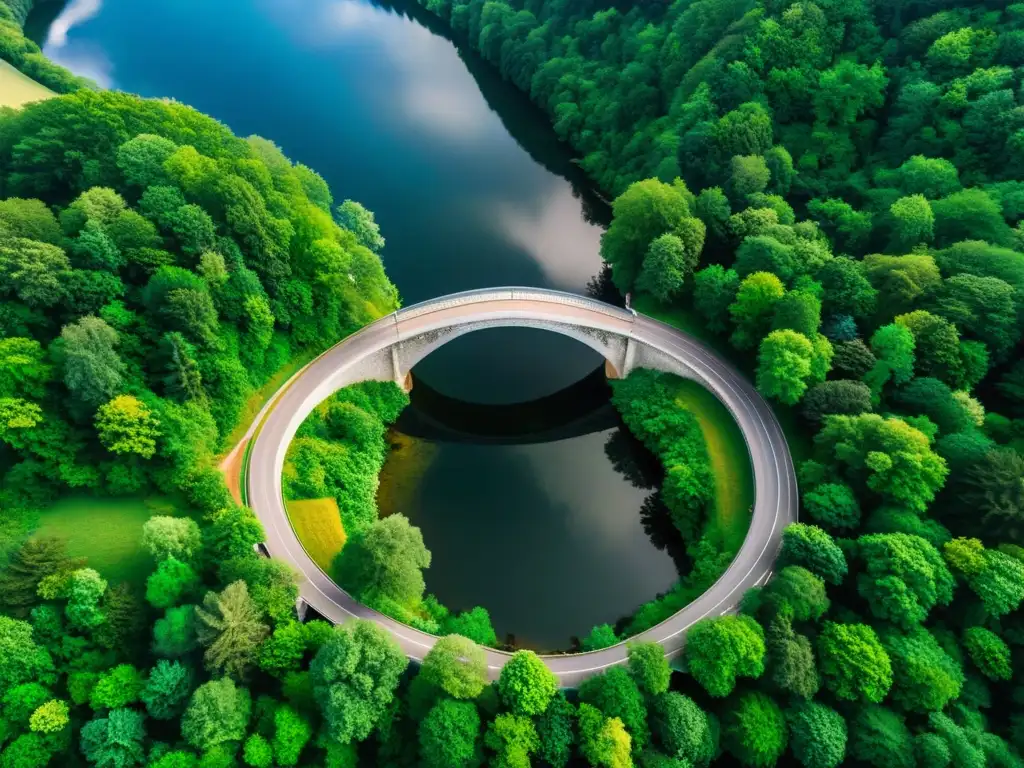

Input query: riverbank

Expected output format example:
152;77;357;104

376;431;439;519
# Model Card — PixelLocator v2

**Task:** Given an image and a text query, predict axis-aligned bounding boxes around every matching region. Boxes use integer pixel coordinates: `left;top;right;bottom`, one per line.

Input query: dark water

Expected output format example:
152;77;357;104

35;0;679;647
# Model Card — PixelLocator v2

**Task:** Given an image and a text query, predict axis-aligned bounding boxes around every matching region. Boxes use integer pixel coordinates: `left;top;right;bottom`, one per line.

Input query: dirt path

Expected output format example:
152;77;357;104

220;439;248;506
218;357;314;506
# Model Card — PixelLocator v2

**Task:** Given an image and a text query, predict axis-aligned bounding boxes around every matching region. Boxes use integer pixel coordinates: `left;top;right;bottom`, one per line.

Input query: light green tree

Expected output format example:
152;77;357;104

29;699;69;734
181;678;251;752
757;329;815;405
96;395;160;459
889;195;934;248
497;650;558;716
310;620;407;744
194;581;269;679
684;615;765;697
141;516;202;562
420;634;488;700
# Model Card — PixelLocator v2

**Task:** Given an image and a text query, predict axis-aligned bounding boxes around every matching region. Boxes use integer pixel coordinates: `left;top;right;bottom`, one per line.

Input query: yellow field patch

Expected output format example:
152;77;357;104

0;60;54;109
286;497;347;573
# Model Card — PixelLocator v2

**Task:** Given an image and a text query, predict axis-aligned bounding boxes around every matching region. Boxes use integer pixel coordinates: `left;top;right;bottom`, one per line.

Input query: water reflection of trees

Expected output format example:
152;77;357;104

604;426;691;575
603;426;659;489
585;263;621;305
377;0;612;230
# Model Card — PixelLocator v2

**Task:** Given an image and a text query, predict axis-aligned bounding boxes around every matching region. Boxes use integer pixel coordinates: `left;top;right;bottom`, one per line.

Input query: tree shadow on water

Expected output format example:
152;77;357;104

604;427;691;576
639;493;691;575
603;426;661;490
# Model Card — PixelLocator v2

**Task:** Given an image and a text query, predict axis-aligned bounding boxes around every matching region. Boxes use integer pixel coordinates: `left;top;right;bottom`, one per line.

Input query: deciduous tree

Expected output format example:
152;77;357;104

723;692;787;768
847;705;914;768
334;514;431;608
60;316;125;411
652;692;712;765
89;664;145;711
730;272;785;349
817;622;892;703
146;557;199;610
814;414;947;514
852;533;955;628
757;329;815;404
578;703;632;768
141;659;193;720
497;650;558;716
310;620;406;744
963;626;1012;681
787;701;846;768
626;642;670;697
141;516;202;562
80;708;146;768
601;179;694;292
579;667;649;750
420;635;488;700
181;678;251;752
484;713;539;768
336;200;385;253
419;699;481;768
684;615;764;697
879;626;963;713
778;524;846;585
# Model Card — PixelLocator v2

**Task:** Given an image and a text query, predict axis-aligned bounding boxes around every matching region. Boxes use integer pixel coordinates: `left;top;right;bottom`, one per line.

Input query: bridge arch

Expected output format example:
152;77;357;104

246;287;797;687
390;315;632;383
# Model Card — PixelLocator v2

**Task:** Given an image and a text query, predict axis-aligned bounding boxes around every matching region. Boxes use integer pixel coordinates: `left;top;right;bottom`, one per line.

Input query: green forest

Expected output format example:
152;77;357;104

3;0;1024;765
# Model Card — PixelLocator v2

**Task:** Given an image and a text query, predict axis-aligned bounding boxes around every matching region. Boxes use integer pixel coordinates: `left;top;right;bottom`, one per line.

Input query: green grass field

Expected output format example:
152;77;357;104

0;60;54;108
286;497;347;574
634;292;813;464
33;496;181;586
670;379;755;554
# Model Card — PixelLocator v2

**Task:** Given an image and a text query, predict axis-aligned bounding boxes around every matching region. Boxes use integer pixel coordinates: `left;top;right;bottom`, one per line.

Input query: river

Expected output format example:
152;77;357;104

34;0;680;648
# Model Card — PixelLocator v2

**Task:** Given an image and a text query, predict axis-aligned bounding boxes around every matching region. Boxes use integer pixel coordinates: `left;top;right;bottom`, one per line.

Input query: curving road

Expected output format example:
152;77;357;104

247;288;797;687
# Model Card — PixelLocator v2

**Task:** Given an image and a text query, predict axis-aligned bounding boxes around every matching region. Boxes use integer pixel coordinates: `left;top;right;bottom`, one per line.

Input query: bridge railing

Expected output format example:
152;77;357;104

396;286;631;323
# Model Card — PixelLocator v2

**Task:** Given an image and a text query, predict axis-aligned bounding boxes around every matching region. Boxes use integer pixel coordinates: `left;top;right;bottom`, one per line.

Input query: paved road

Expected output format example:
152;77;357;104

247;288;797;687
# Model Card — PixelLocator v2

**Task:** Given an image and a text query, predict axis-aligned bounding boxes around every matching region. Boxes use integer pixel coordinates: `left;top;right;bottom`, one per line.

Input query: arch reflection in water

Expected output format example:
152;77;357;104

396;367;619;445
378;328;680;651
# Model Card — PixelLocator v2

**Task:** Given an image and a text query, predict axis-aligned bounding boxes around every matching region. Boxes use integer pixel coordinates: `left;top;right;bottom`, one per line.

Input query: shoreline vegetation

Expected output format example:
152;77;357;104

375;430;439;519
292;369;740;654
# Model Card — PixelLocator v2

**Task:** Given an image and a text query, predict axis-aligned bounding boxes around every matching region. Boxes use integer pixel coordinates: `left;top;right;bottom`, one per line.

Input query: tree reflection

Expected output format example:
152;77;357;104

603;426;660;490
603;426;692;575
639;493;691;574
586;263;620;305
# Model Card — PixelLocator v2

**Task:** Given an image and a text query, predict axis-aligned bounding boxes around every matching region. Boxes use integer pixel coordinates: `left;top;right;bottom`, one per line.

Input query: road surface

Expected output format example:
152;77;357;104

247;288;797;687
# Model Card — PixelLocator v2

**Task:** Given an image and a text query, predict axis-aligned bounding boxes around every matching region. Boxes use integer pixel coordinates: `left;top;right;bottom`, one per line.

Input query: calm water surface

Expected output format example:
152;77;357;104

37;0;679;647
